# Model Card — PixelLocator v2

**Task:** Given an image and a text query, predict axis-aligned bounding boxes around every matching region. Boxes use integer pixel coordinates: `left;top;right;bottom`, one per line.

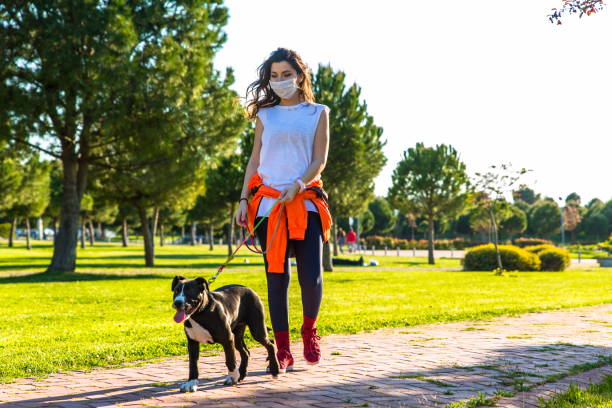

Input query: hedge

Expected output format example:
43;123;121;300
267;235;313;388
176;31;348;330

361;235;480;250
513;237;553;248
463;244;541;271
539;248;571;271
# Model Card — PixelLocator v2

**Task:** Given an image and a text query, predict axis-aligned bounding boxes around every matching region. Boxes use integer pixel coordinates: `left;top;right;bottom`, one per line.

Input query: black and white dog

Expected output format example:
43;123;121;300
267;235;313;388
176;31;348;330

171;276;279;392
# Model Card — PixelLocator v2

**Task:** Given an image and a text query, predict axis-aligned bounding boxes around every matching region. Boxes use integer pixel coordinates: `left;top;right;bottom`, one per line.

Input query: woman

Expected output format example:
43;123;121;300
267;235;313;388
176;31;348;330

234;47;332;372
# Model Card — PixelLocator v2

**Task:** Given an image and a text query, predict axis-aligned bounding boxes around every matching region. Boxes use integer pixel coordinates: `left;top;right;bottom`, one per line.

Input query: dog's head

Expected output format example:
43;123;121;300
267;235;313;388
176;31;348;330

171;275;209;323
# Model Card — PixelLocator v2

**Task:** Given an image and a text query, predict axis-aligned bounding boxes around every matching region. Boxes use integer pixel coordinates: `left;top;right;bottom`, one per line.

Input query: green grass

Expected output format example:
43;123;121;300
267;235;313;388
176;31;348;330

0;241;611;384
538;375;612;408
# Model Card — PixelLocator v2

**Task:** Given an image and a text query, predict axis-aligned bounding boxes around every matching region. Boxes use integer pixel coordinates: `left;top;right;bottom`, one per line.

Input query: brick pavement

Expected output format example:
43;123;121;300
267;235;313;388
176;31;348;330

1;304;610;408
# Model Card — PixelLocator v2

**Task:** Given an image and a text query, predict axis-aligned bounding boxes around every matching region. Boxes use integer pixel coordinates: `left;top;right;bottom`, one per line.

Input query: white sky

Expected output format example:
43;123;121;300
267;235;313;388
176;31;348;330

214;0;611;205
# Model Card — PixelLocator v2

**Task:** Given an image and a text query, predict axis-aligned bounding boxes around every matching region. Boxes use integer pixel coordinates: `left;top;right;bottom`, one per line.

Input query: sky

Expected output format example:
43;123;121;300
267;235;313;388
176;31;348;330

214;0;611;205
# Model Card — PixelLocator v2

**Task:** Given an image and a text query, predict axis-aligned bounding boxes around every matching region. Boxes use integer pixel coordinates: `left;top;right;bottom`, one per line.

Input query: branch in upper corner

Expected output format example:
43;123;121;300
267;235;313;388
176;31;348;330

548;0;605;24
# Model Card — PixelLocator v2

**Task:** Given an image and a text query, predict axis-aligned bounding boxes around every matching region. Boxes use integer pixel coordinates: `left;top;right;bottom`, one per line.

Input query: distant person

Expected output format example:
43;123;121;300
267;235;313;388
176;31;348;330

234;48;332;372
337;228;346;253
346;228;357;253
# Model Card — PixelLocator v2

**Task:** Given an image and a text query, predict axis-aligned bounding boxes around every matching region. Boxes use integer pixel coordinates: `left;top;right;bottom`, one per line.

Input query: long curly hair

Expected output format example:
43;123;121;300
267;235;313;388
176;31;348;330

246;48;315;120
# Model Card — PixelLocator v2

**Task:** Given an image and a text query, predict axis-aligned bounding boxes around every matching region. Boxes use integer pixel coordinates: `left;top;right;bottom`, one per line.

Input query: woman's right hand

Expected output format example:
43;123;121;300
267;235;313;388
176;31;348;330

235;200;248;228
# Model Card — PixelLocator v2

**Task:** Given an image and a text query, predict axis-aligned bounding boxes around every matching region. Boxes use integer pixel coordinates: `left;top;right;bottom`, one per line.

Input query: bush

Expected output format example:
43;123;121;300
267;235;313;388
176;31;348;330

463;244;541;271
0;223;11;239
524;244;556;254
539;248;571;271
513;237;553;248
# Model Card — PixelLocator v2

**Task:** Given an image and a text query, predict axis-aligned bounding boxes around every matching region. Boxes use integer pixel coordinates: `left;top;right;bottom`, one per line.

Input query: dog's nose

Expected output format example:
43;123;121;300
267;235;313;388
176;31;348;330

174;299;184;309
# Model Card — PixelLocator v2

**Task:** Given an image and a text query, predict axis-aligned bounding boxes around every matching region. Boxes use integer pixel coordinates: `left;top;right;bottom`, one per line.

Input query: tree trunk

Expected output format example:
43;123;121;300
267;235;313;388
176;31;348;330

323;241;333;271
25;217;31;250
227;203;235;256
47;156;87;273
152;207;159;238
80;219;86;249
160;223;165;247
52;218;58;243
181;225;185;241
137;205;155;267
332;218;339;257
8;216;16;248
88;220;94;246
38;217;44;241
191;222;197;246
488;207;503;275
427;215;435;265
122;217;129;247
209;225;214;251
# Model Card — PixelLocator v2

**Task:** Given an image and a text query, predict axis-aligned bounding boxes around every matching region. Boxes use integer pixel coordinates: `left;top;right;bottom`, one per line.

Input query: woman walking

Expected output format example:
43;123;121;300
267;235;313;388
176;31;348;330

234;47;332;372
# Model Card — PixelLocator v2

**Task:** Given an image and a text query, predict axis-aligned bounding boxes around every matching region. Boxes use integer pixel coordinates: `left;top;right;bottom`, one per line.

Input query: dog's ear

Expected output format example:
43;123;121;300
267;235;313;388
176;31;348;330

172;275;186;291
194;277;209;292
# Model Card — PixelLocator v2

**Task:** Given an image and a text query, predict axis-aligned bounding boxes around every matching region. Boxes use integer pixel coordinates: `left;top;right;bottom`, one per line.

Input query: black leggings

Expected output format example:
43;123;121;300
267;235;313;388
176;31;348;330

254;211;323;333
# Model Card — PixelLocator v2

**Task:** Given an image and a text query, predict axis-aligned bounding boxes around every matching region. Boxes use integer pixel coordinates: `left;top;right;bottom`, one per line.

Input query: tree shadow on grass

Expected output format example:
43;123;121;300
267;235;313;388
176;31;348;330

0;256;266;272
0;271;168;284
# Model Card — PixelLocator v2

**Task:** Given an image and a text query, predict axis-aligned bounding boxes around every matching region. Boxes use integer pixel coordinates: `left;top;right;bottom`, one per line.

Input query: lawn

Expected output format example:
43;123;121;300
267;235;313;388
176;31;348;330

539;375;612;407
0;240;611;384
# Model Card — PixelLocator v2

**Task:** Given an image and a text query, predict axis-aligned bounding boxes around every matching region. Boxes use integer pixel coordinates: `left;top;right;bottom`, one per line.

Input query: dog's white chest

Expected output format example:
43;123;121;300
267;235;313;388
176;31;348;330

185;319;214;344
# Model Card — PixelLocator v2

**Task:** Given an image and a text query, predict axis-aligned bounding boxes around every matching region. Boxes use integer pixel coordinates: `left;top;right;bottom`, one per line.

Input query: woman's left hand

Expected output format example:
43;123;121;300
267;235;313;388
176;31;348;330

278;182;300;203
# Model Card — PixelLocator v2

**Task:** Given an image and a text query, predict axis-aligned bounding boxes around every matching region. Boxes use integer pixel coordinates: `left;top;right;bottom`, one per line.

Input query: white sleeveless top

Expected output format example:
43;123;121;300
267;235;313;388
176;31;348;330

256;101;329;217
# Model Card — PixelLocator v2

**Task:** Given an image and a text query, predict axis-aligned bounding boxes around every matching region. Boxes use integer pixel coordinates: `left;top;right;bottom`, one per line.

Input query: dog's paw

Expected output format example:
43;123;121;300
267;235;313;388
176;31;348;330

223;375;237;386
179;379;199;393
223;369;239;386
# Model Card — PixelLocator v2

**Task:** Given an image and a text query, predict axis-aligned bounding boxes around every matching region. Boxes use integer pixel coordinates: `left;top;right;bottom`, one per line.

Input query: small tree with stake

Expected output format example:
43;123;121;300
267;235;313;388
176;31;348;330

471;164;530;275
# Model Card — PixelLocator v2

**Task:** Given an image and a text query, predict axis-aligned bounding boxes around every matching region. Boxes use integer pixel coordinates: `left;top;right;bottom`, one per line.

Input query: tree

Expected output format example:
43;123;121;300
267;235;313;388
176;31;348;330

529;201;561;238
0;145;22;233
201;155;244;255
368;197;396;236
512;185;539;205
312;64;387;269
470;164;529;274
563;203;582;244
1;1;230;273
91;63;243;266
500;204;528;238
188;192;226;250
548;0;605;24
79;193;94;249
579;200;609;241
388;143;468;264
5;155;51;249
566;192;581;205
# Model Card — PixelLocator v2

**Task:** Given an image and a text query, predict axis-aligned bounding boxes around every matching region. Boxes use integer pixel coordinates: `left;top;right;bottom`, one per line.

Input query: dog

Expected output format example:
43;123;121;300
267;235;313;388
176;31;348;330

171;276;280;392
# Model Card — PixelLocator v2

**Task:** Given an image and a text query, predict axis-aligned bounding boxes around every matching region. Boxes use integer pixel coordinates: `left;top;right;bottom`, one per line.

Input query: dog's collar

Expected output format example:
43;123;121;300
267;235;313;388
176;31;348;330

185;294;211;321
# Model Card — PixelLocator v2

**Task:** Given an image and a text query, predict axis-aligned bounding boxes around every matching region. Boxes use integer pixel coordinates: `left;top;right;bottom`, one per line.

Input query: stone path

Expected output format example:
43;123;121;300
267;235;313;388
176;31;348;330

1;304;610;408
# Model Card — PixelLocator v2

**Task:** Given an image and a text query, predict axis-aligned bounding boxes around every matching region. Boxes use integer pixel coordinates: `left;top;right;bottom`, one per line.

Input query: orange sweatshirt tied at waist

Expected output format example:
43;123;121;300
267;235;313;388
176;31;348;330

246;173;332;273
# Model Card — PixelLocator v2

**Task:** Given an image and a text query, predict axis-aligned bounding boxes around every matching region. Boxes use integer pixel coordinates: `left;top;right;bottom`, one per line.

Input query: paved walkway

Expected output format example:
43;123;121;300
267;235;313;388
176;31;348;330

1;305;610;408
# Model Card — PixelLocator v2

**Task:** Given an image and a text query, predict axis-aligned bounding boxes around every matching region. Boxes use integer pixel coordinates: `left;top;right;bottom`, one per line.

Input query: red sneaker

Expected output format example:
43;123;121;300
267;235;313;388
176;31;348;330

273;331;294;373
276;348;294;373
301;327;321;364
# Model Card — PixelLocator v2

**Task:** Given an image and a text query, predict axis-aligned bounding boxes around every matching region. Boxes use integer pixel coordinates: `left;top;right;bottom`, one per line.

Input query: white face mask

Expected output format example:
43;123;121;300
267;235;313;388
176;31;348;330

269;77;298;99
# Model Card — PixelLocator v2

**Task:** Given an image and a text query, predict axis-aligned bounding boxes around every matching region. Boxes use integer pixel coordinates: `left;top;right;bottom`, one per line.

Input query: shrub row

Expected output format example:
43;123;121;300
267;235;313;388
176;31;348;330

359;236;481;250
463;243;570;272
512;237;553;248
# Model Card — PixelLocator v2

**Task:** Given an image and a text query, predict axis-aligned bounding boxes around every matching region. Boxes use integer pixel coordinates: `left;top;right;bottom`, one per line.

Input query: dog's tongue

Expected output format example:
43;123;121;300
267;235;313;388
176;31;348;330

174;310;186;323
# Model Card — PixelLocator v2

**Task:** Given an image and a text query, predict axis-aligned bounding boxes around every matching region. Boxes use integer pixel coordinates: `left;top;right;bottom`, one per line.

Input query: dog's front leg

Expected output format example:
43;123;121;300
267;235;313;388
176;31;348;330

221;335;239;386
179;338;200;392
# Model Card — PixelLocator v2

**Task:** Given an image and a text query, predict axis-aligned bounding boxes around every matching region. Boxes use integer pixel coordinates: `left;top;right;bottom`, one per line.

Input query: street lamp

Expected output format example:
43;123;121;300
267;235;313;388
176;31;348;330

558;196;565;246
